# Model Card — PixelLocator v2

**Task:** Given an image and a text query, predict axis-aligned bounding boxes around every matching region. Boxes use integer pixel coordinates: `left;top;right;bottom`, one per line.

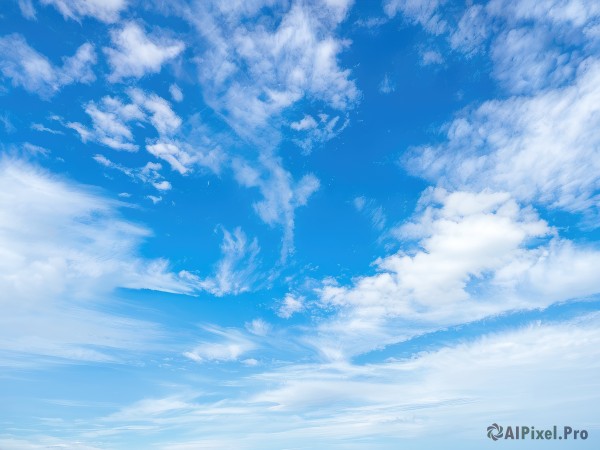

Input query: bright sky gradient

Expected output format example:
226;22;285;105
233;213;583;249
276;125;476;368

1;0;600;448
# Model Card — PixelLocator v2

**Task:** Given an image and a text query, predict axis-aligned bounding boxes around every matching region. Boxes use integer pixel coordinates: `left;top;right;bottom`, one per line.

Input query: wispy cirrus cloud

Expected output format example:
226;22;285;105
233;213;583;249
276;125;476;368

194;227;261;297
232;155;320;260
0;158;195;366
183;325;258;363
405;59;600;216
52;314;600;449
40;0;128;23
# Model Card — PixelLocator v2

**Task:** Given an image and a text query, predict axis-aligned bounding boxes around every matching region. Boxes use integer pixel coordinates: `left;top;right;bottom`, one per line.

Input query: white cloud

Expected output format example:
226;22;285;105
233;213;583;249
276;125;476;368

0;34;96;98
195;227;261;297
104;22;185;82
21;142;50;157
184;326;257;363
93;154;171;192
68;96;142;151
146;195;162;204
491;27;574;94
0;159;196;365
378;73;395;93
232;155;320;259
31;122;63;134
384;0;447;34
449;4;488;56
290;113;349;154
169;84;184;102
146;140;225;176
68;90;182;151
290;115;318;131
129;88;182;135
187;0;358;134
486;0;600;31
245;318;271;336
311;188;600;358
0;114;15;133
405;59;600;215
86;315;600;449
420;49;443;66
277;293;304;318
18;0;37;19
41;0;127;23
353;196;386;231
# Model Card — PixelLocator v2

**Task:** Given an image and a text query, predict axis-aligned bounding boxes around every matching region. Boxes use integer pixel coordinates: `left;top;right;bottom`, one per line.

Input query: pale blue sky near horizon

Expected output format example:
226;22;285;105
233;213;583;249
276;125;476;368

1;0;600;448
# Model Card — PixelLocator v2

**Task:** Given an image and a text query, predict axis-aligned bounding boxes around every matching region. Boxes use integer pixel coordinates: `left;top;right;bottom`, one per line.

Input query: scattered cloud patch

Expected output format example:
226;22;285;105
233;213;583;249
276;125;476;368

187;1;358;135
232;156;320;259
420;49;443;65
378;73;395;93
277;294;304;318
0;34;96;98
290;113;349;154
405;59;600;216
104;22;185;82
384;0;447;34
18;0;36;19
246;318;271;337
184;326;257;363
196;227;261;297
353;196;386;231
41;0;127;23
93;154;171;192
68;90;181;151
169;84;184;102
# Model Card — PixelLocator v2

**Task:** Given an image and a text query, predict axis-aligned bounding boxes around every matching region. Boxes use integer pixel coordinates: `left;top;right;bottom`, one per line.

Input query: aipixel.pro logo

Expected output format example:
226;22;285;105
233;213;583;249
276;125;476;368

487;424;589;441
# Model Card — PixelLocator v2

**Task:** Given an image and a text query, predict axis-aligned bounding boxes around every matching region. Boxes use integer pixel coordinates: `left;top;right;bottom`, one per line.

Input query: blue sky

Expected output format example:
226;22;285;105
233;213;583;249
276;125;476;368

1;0;600;448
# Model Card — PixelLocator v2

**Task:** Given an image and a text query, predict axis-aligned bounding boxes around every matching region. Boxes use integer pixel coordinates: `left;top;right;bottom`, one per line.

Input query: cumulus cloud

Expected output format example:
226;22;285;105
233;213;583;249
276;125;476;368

104;22;185;82
0;34;96;98
311;188;600;358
